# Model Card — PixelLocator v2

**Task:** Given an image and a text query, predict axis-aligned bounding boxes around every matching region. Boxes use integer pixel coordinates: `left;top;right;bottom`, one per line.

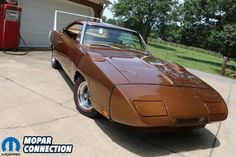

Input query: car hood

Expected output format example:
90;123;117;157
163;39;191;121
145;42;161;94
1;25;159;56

84;47;210;89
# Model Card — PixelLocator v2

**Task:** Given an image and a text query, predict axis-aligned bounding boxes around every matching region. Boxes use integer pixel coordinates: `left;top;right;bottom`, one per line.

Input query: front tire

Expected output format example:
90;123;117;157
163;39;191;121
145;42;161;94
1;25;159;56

74;78;99;118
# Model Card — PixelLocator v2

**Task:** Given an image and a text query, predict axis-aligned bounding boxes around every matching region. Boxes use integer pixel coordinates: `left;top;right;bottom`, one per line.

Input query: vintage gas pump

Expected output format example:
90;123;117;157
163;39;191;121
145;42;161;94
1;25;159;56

0;0;22;50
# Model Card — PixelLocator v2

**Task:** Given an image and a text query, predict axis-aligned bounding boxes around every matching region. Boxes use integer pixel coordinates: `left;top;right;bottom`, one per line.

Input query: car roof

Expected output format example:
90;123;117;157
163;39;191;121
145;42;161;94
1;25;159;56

79;21;139;34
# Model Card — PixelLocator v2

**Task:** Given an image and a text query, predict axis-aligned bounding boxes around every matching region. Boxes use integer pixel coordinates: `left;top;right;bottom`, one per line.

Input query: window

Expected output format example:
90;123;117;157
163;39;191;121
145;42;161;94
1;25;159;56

83;25;147;52
64;24;83;41
68;24;82;34
119;33;143;50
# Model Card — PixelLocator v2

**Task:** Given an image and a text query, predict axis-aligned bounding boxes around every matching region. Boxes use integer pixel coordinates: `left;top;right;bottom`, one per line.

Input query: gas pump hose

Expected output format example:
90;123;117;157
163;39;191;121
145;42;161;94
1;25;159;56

2;34;28;55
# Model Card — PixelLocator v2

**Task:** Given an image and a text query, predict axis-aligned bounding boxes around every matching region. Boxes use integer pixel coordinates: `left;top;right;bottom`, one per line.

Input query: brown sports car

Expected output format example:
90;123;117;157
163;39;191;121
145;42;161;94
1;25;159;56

49;20;228;128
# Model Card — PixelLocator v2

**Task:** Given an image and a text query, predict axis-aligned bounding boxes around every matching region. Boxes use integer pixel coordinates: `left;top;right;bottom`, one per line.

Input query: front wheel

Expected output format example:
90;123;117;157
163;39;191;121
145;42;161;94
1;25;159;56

73;78;100;118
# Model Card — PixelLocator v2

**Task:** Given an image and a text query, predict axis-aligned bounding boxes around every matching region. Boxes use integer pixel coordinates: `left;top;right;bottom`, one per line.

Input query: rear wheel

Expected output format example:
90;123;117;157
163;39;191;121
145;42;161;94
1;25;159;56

51;50;61;69
74;78;100;118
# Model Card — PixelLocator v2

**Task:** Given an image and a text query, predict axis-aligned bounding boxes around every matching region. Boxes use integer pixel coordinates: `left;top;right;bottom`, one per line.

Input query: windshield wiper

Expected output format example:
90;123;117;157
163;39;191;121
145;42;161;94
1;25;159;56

88;44;121;50
124;47;149;54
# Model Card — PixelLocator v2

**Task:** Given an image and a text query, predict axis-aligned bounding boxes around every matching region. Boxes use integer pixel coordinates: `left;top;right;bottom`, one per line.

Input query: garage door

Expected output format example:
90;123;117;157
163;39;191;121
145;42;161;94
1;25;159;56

19;0;94;48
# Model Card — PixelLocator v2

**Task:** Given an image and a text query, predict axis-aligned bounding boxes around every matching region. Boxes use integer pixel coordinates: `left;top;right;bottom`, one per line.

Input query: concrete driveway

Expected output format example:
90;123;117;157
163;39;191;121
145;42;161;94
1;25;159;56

0;51;235;157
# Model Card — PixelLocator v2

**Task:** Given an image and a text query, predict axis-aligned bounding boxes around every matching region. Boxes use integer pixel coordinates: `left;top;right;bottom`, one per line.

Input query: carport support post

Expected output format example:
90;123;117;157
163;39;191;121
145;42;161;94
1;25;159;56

54;10;58;31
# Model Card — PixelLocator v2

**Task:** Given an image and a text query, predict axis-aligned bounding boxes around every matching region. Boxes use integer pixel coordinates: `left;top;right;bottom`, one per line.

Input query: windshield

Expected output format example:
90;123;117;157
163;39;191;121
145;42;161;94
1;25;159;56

83;25;148;53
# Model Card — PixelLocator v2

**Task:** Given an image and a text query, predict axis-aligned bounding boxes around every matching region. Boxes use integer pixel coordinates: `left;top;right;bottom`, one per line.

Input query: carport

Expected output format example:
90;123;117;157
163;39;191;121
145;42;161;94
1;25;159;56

19;0;110;48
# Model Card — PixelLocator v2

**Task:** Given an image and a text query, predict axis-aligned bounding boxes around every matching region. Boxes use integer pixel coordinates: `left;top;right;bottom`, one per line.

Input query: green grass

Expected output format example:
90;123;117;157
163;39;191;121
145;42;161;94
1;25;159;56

148;42;236;77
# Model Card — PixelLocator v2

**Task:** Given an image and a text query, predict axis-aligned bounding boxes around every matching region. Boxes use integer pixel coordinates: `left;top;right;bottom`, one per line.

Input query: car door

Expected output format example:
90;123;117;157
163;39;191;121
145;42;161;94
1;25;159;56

64;23;84;80
51;28;71;77
56;23;83;76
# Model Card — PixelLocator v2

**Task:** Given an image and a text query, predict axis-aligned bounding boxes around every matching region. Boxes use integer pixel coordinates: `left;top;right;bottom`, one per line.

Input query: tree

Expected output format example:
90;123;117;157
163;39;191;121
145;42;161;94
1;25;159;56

209;24;236;75
179;0;236;50
179;0;223;48
106;18;125;26
176;0;236;66
210;24;236;58
111;0;178;42
102;16;107;22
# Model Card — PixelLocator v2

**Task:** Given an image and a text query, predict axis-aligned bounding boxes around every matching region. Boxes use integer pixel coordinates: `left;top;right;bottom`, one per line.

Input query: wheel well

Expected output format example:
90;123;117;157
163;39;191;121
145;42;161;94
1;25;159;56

50;45;54;51
74;71;84;83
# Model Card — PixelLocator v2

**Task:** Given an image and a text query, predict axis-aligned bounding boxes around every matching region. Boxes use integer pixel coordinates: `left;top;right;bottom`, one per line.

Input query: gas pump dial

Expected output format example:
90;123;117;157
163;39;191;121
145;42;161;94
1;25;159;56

5;0;18;5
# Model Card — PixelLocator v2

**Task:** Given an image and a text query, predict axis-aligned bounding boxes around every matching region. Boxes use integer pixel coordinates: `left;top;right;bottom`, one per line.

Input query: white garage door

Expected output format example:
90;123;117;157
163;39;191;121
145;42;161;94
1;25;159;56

19;0;94;48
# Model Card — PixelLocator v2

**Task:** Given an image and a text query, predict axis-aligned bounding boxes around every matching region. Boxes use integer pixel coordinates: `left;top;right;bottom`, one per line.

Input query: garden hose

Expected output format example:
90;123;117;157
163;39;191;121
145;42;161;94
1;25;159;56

2;34;28;55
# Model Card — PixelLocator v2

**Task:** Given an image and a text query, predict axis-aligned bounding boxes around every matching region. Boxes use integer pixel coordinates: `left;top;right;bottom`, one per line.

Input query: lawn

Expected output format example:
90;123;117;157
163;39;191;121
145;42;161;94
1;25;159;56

148;42;236;77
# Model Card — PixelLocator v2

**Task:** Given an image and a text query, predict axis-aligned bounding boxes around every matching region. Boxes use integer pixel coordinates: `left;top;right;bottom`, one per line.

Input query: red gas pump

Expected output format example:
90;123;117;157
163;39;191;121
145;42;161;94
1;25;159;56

0;0;22;50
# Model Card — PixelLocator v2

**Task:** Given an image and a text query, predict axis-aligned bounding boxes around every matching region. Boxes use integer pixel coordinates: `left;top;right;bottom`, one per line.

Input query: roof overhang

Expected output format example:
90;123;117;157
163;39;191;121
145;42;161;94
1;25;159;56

89;0;111;5
69;0;111;17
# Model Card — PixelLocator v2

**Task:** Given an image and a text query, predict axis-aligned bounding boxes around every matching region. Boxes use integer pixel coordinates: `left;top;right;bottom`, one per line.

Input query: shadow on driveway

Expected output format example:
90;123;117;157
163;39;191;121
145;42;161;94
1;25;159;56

58;69;74;90
95;117;220;157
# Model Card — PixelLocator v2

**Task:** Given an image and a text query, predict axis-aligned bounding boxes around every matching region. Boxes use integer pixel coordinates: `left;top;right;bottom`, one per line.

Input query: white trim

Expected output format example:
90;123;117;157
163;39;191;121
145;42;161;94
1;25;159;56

53;10;102;31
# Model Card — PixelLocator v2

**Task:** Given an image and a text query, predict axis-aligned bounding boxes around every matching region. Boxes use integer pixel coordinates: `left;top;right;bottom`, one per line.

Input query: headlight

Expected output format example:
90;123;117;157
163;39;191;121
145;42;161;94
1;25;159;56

134;101;168;117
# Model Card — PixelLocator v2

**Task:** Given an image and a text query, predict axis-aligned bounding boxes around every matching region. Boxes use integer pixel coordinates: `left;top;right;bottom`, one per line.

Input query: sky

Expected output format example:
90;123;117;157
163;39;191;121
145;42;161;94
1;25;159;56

104;0;185;19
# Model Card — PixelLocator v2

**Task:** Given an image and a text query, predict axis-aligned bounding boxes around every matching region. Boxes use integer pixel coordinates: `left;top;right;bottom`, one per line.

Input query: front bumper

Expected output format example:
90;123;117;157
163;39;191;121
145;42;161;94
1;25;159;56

109;85;228;127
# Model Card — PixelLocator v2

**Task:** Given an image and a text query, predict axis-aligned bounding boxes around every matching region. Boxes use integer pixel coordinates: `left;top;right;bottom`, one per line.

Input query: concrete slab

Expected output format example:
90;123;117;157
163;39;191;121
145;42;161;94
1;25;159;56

0;51;235;157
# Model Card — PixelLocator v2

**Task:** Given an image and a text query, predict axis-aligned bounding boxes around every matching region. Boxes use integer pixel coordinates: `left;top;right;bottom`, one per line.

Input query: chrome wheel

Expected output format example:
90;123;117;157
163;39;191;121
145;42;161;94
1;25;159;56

77;81;93;111
74;78;99;118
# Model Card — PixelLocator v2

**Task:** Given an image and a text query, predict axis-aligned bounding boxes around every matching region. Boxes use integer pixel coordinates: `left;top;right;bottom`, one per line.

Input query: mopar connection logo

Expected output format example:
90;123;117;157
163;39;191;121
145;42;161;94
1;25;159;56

23;136;73;154
1;137;21;156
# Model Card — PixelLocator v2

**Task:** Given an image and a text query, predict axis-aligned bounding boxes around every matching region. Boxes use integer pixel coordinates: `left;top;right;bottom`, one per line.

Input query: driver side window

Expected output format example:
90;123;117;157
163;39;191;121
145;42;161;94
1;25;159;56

64;24;83;41
119;33;143;50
